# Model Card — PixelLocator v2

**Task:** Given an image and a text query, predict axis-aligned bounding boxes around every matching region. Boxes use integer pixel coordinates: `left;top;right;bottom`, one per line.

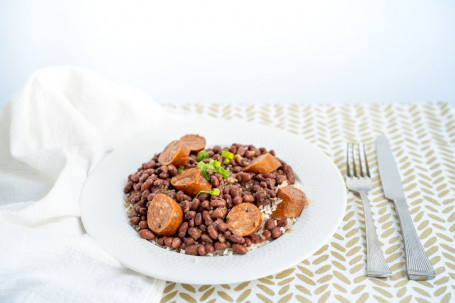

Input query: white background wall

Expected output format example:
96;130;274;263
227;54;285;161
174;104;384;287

1;0;454;109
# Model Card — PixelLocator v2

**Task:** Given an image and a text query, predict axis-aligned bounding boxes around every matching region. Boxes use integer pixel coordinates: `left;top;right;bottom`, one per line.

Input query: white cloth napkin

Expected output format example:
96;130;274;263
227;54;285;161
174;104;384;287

0;66;187;302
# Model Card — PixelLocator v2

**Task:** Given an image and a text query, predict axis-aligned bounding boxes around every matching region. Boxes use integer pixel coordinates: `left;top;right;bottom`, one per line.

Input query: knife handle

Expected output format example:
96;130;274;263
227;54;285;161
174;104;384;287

394;198;436;280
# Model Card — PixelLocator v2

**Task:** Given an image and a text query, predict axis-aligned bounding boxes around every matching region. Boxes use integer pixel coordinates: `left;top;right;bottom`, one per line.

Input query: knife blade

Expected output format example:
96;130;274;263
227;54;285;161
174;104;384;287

375;135;435;280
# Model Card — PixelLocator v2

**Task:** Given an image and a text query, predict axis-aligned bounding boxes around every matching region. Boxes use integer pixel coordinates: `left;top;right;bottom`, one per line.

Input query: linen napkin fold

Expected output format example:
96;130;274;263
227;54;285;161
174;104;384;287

0;66;188;302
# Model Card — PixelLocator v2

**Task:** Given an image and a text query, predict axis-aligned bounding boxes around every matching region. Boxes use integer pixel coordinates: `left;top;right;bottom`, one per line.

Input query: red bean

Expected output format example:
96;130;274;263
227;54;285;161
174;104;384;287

211;175;220;187
124;181;133;193
190;199;200;210
168;165;177;176
243;194;254;203
205;244;215;254
217;234;226;243
233;196;243;205
203;211;213;225
265;218;276;231
211;199;226;208
229;235;245;244
232;244;247;255
237;147;246;157
233;166;242;173
153;179;163;186
217;222;228;232
201;234;213;243
139;221;148;229
214;242;227;250
164;237;173;248
171;237;182;249
197;245;207;256
277;219;287;227
283;165;295;184
245;150;256;159
185;245;198;255
185;211;196;220
184;237;194;246
129;217;140;225
271;227;283;239
211;207;227;219
188;227;202;240
156;237;165;246
139;229;155;240
142;160;155;169
195;213;203;226
178;222;189;235
139;173;150;183
207;224;219;240
250;234;266;243
263;173;274;178
262;230;272;240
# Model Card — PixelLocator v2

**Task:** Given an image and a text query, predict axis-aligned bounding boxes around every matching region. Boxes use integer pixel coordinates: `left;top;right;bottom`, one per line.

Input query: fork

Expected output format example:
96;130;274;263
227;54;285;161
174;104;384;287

346;143;392;278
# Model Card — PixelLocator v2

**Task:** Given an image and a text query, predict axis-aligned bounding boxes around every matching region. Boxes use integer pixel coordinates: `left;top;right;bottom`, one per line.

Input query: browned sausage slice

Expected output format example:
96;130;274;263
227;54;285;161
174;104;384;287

226;203;262;236
170;168;211;197
147;194;183;236
180;134;206;152
158;140;190;166
243;153;282;174
272;185;306;219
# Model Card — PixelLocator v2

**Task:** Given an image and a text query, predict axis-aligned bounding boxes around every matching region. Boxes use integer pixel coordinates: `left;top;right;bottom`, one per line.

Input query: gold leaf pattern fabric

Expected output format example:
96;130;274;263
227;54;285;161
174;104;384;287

161;103;455;303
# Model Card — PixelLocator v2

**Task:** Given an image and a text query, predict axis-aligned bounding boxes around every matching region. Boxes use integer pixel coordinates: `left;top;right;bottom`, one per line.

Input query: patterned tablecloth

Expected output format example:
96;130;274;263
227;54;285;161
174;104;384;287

161;102;455;303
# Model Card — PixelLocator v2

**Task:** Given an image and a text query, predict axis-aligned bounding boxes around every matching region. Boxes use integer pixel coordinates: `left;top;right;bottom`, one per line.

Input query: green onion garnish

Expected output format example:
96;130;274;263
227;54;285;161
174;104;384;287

177;166;185;173
196;159;231;180
195;188;221;199
196;149;209;162
221;150;234;159
201;168;210;181
222;150;234;165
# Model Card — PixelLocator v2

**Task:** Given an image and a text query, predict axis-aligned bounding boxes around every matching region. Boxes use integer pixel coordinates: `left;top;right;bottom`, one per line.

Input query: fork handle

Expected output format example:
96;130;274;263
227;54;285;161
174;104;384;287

359;191;392;277
393;198;436;280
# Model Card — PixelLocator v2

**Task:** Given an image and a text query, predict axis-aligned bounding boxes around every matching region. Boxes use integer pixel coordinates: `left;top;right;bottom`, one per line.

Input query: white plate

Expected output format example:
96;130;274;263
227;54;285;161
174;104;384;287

80;120;347;285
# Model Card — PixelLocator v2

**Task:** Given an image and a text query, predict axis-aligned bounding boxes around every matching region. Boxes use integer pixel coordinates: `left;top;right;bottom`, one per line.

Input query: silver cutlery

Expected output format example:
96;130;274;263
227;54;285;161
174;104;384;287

375;135;436;280
346;143;392;278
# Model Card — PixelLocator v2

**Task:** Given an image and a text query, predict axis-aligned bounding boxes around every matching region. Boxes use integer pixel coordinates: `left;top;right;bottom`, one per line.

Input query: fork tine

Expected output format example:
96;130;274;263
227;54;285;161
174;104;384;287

362;143;371;178
357;144;364;177
352;143;357;177
346;143;351;177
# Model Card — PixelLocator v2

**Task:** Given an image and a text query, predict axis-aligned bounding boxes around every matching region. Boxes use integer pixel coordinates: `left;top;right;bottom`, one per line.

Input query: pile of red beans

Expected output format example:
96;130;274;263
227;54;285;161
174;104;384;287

124;143;296;256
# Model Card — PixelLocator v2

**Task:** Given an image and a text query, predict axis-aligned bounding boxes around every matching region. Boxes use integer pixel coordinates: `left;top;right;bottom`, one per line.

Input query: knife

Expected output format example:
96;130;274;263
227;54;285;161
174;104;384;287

375;135;436;280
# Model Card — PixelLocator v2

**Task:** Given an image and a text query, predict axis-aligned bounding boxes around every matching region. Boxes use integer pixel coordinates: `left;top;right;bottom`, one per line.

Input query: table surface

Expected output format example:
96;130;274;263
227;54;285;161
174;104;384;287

1;1;454;110
158;102;454;303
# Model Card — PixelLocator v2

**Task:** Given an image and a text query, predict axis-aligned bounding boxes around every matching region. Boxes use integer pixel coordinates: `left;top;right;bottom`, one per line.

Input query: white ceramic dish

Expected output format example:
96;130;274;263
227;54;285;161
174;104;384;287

80;121;346;284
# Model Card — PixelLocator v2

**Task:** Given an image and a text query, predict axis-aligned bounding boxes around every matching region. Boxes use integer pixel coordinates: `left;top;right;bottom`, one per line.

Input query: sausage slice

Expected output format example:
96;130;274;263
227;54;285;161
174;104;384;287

226;203;262;236
158;140;190;166
170;168;211;197
147;194;183;236
272;185;306;219
243;153;281;174
180;134;206;152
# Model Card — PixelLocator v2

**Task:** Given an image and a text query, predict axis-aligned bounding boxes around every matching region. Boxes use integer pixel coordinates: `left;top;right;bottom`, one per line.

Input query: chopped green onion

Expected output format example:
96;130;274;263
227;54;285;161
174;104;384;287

201;168;210;181
221;150;234;159
177;166;185;173
196;149;209;162
195;188;221;199
217;166;231;179
196;159;231;180
222;150;234;165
